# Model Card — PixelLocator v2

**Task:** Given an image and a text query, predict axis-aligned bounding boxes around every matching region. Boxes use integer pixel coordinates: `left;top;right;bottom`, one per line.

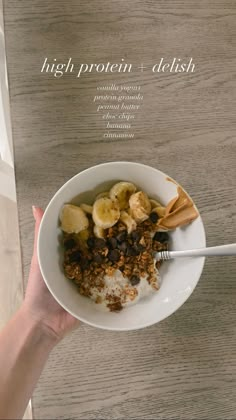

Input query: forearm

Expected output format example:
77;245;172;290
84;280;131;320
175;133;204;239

0;307;57;420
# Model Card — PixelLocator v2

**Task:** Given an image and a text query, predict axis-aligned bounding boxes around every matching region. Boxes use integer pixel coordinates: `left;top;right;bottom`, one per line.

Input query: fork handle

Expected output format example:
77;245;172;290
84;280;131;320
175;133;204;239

168;243;236;258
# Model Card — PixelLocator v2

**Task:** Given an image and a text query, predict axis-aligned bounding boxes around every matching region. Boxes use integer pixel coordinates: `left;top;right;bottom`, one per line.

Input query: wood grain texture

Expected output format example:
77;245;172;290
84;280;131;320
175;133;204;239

0;194;32;419
3;0;236;418
0;195;23;327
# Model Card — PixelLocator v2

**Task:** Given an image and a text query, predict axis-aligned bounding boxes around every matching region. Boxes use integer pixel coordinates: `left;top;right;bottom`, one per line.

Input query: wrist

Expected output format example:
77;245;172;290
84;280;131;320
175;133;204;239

17;305;58;350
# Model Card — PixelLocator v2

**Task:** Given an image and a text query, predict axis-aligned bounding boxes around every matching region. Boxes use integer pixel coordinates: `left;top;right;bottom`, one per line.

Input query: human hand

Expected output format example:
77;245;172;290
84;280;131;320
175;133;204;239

21;206;79;343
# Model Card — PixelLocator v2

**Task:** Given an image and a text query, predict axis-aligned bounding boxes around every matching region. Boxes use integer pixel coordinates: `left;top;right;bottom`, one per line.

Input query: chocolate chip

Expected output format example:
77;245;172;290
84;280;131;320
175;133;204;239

149;212;159;223
130;230;141;242
133;243;145;254
80;257;90;269
153;232;169;243
107;237;117;249
93;254;104;264
69;250;81;263
126;246;139;257
87;237;95;248
64;238;76;250
116;231;127;243
130;275;140;286
108;249;120;262
94;238;107;249
117;241;128;253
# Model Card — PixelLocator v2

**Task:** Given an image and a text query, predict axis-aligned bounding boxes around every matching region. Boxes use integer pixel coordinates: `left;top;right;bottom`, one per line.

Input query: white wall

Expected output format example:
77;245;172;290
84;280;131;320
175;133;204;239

0;0;15;201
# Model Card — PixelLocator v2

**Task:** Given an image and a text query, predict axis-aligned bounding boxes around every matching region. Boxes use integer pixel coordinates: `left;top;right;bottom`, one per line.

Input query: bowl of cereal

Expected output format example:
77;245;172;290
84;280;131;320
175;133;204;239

38;162;206;331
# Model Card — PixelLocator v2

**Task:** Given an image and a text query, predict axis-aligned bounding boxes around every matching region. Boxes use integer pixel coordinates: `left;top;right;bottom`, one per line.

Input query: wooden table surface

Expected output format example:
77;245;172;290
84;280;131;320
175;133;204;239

3;1;236;418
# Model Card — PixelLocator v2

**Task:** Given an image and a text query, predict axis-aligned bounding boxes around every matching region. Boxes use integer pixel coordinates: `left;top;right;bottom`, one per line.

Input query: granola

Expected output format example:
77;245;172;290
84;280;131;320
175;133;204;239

62;218;168;312
60;180;198;312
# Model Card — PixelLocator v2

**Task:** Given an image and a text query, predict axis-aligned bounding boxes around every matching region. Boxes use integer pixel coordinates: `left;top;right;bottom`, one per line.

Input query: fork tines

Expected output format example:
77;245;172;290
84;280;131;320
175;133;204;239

159;250;170;261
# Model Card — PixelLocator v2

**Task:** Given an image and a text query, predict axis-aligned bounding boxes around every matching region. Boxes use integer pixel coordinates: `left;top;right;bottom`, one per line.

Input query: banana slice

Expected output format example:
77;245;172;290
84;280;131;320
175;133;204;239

109;182;137;210
150;198;162;209
92;197;120;229
75;229;90;251
94;225;106;239
80;203;93;214
152;206;166;218
60;204;89;234
129;191;152;223
96;191;109;200
120;210;137;233
78;229;90;242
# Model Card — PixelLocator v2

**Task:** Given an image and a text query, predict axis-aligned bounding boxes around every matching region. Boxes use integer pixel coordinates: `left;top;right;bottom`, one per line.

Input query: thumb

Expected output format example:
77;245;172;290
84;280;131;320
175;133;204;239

32;206;44;258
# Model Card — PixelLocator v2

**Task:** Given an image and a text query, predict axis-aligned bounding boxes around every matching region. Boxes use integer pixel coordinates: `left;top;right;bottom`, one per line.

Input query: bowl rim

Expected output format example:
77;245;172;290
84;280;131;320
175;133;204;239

38;161;206;331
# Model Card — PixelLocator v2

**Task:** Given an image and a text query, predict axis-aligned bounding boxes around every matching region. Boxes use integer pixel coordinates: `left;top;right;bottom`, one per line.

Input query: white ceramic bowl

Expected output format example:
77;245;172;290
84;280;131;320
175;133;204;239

38;162;206;331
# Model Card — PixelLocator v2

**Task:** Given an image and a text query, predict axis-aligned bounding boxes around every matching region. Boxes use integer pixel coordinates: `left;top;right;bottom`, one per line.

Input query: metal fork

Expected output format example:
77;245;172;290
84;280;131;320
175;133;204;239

155;243;236;261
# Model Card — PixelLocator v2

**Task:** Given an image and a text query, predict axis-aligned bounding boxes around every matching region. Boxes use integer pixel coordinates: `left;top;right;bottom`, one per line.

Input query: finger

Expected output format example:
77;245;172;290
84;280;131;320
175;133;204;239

32;206;44;258
32;205;44;224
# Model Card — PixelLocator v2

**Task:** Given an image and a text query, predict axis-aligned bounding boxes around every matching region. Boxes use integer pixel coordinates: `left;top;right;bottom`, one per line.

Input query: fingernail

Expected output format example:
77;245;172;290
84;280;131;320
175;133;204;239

32;206;37;219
